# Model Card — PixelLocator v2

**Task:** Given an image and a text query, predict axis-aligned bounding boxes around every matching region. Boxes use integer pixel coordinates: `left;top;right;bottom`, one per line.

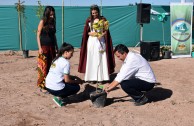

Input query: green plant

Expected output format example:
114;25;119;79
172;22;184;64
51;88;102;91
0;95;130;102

161;45;171;52
36;0;44;19
34;0;44;35
192;46;194;52
15;0;25;13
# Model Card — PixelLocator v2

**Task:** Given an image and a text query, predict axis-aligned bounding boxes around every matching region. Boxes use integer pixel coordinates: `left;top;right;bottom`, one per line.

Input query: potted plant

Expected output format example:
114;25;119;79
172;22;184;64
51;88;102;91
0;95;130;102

89;83;107;108
161;45;172;59
192;46;194;58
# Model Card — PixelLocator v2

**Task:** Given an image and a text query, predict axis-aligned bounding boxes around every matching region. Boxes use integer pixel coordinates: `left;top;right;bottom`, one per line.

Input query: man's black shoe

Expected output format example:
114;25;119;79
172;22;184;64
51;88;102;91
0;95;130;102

134;95;148;106
129;99;135;102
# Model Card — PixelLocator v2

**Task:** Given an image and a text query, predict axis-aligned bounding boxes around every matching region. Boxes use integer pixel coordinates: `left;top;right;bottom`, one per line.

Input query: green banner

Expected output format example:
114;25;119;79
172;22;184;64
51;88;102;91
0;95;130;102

170;3;193;58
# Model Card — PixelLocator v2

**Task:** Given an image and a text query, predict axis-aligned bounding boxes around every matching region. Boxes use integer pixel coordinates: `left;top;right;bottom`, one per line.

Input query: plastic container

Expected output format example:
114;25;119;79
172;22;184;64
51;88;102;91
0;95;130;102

90;89;107;108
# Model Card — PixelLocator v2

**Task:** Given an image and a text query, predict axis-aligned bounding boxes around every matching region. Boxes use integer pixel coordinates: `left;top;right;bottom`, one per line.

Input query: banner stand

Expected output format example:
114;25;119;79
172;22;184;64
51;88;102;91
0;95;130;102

170;3;193;58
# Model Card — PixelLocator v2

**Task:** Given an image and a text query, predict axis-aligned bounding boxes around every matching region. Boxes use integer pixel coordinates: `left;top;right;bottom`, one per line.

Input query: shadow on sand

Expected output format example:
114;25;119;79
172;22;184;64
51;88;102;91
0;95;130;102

106;87;173;106
64;74;173;106
64;84;95;104
146;87;173;102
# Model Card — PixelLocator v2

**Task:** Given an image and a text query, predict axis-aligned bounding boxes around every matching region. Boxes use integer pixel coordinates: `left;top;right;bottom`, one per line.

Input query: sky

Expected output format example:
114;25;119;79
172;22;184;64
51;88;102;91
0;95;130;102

0;0;193;6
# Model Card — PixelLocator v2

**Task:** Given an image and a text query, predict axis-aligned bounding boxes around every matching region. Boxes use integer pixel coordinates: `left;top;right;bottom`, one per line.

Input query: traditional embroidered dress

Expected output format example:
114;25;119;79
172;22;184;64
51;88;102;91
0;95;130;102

37;46;56;89
37;53;47;88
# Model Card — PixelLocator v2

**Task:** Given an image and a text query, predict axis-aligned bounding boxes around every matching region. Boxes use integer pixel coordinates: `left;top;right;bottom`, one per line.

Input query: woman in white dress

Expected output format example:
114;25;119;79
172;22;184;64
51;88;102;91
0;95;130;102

78;5;115;82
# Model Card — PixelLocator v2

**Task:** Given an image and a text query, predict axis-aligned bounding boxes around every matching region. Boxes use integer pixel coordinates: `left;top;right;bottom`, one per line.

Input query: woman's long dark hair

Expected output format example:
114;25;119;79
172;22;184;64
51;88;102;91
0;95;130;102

90;4;101;30
42;6;56;33
52;42;74;62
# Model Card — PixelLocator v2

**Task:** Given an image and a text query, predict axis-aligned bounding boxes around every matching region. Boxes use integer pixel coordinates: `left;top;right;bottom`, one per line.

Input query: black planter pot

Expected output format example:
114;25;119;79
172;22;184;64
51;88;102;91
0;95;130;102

90;89;107;108
23;50;29;58
162;51;172;59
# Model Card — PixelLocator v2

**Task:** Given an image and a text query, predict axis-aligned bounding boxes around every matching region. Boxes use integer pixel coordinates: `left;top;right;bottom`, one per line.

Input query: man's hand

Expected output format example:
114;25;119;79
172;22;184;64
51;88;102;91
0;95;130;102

103;81;119;94
103;83;110;93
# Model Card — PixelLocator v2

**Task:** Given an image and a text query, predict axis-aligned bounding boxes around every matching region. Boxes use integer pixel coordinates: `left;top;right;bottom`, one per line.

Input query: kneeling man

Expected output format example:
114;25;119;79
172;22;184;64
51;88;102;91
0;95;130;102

104;44;156;106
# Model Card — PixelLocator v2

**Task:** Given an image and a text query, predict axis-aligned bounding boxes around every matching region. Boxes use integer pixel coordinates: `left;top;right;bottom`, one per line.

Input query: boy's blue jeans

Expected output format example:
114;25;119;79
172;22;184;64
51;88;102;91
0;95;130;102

46;83;80;98
120;79;155;101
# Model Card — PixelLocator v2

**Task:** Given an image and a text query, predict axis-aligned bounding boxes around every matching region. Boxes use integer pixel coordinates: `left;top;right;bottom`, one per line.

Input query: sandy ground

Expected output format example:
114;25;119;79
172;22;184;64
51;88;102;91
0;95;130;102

0;48;194;126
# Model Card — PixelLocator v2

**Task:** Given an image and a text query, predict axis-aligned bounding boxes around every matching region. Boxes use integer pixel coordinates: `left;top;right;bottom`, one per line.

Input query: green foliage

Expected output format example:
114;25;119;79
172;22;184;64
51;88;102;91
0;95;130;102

34;1;44;35
161;45;171;52
36;0;44;19
15;1;25;13
15;1;26;24
98;84;104;89
192;46;194;52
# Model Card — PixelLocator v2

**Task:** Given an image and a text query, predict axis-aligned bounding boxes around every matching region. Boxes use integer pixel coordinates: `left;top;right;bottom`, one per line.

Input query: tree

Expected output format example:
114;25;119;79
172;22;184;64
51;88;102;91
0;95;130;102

15;0;25;50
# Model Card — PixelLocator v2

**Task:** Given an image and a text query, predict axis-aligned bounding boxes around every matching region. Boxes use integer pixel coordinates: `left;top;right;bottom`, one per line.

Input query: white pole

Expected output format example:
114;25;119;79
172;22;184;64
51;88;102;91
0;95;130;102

62;0;64;44
100;0;102;16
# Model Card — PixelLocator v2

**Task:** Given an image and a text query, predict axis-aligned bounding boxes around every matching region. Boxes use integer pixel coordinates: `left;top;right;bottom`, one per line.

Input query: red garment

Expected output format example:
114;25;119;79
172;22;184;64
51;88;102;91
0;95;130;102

37;46;56;89
78;17;115;74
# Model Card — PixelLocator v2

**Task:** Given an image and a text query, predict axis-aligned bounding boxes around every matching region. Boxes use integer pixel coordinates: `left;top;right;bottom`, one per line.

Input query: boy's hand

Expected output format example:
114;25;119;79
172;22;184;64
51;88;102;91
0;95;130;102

78;79;84;84
73;76;84;84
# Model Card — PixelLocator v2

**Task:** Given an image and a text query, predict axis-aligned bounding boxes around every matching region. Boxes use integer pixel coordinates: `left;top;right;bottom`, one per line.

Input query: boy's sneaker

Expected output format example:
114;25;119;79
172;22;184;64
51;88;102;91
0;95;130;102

53;96;64;107
134;95;148;106
61;97;70;104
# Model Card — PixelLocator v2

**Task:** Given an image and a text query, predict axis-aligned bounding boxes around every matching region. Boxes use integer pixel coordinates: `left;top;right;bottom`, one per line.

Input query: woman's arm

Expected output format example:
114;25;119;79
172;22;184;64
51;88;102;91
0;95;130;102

54;35;58;53
88;32;97;36
37;20;43;54
97;30;107;40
